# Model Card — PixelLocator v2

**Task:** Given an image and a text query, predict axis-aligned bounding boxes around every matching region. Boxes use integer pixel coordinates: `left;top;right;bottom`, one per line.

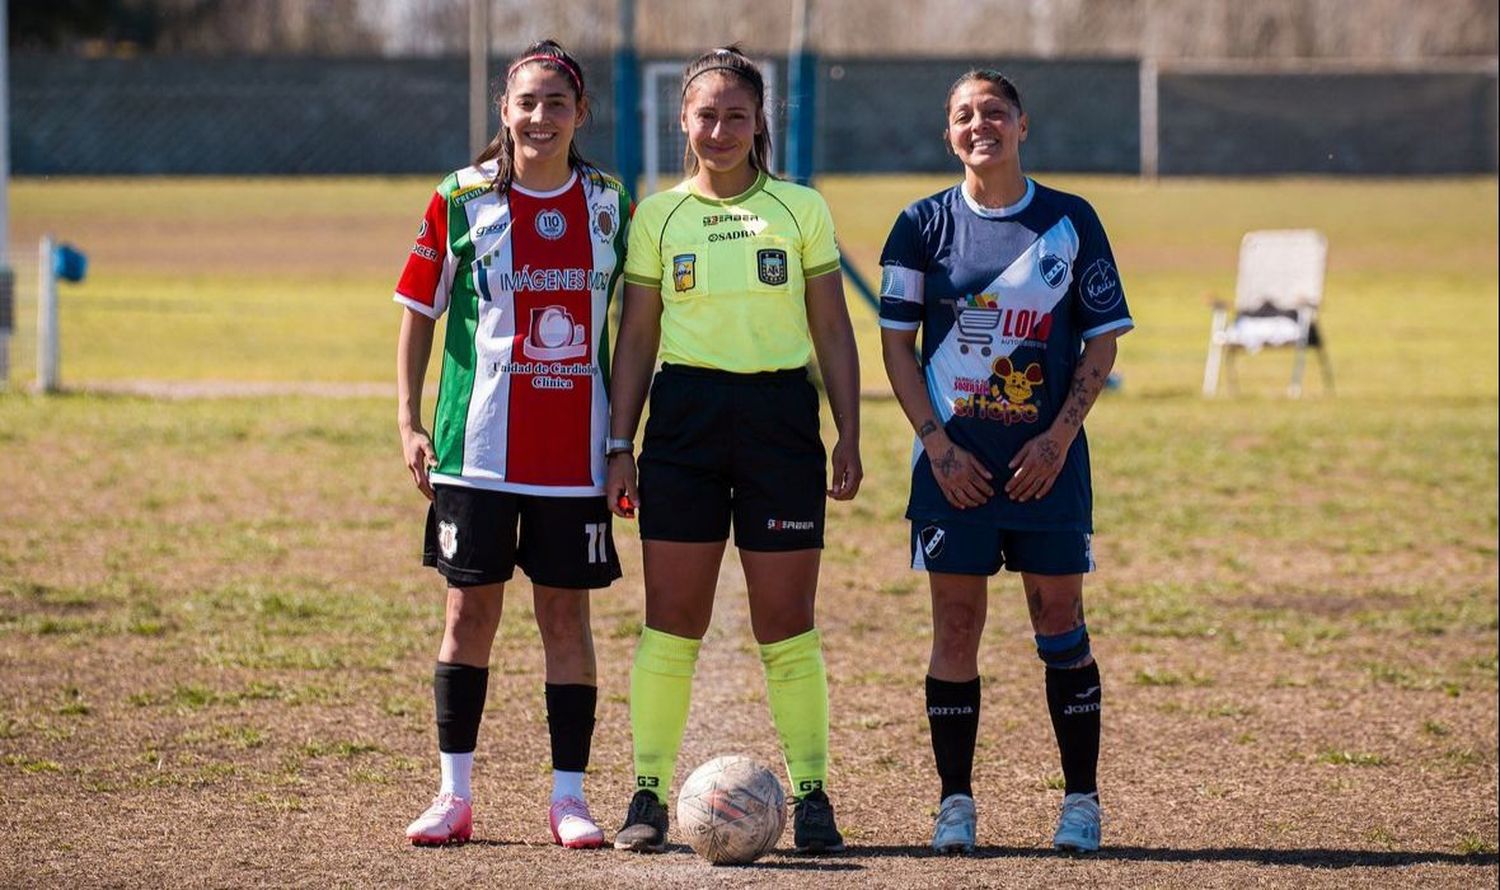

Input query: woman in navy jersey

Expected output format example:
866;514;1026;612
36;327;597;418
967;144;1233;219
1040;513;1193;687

393;39;630;849
878;70;1132;854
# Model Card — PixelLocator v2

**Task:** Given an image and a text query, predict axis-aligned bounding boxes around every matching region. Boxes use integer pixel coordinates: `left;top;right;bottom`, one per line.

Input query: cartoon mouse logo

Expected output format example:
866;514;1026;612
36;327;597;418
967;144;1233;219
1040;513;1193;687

991;357;1043;423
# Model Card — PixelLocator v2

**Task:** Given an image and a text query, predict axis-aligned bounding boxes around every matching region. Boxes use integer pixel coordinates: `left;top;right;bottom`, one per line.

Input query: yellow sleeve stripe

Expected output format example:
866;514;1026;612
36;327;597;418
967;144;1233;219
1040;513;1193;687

624;273;660;287
805;260;841;279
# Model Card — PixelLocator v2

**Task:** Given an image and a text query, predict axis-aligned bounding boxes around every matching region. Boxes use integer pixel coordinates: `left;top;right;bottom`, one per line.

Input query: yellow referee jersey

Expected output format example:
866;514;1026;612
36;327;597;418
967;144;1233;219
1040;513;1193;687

624;171;841;373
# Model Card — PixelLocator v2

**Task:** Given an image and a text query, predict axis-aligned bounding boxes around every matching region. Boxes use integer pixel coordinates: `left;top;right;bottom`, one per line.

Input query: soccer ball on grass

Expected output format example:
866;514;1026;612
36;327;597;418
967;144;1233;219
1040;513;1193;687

675;755;786;864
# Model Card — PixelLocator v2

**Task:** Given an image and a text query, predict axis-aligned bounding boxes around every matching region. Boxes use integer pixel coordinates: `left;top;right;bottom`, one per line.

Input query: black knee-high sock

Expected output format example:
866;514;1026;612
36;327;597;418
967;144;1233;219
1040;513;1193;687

434;661;489;753
926;675;981;801
1045;661;1101;797
544;683;598;772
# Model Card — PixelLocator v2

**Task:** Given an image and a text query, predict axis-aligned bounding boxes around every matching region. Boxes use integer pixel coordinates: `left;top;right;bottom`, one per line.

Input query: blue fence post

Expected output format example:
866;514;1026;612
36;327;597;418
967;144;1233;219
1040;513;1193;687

613;0;641;198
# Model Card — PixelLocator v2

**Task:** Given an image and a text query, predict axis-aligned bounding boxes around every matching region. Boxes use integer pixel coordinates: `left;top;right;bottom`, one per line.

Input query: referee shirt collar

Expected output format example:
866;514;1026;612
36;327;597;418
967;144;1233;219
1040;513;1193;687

687;171;769;206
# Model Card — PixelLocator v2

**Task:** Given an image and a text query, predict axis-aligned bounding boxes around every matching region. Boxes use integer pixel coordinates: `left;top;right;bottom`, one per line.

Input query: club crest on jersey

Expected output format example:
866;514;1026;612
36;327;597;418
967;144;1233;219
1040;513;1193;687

919;525;946;559
590;202;619;243
757;249;788;286
535;209;567;240
437;521;459;560
673;254;697;292
1039;254;1069;289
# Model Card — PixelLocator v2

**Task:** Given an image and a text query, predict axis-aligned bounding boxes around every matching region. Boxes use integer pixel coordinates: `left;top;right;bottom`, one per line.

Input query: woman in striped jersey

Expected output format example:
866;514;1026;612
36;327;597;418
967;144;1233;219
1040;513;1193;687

393;39;631;849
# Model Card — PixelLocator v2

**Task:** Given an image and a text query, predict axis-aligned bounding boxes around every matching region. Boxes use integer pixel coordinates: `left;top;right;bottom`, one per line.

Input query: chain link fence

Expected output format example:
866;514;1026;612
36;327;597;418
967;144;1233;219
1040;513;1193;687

11;53;1498;176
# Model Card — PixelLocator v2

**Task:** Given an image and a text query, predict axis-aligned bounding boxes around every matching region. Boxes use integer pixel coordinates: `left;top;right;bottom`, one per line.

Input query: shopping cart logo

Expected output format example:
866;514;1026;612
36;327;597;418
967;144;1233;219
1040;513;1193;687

952;295;1002;356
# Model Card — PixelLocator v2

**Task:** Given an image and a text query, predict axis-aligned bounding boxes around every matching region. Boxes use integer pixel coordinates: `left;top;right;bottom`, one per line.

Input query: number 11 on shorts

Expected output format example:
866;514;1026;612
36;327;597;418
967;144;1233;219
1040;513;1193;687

585;522;608;564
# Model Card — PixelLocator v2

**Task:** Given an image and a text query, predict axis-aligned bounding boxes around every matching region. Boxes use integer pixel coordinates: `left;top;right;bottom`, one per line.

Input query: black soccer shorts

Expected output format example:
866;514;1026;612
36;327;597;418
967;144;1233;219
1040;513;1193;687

637;363;826;551
423;484;622;589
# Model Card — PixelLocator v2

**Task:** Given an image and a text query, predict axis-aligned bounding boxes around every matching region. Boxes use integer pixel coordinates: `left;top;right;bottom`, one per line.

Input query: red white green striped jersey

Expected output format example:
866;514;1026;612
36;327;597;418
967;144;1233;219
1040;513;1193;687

394;164;630;496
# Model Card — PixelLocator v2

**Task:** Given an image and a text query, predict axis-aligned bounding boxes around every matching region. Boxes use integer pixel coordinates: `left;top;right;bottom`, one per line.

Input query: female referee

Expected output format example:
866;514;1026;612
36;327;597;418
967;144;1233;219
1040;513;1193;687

878;70;1132;854
394;39;630;849
604;46;862;854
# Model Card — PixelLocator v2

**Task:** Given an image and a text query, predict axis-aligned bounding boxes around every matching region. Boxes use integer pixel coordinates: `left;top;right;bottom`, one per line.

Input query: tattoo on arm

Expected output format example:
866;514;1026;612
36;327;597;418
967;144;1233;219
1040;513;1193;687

1073;596;1086;628
934;446;959;478
918;420;938;439
1061;361;1106;429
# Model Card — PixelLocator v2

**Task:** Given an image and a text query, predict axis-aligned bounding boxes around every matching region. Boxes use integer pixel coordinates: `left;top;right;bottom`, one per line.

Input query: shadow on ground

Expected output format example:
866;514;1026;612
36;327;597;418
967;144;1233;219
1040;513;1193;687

845;845;1499;868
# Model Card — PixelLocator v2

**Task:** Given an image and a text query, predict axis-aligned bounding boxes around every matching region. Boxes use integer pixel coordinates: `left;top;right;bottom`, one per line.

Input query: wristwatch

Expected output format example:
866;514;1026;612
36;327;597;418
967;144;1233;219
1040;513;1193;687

605;437;634;456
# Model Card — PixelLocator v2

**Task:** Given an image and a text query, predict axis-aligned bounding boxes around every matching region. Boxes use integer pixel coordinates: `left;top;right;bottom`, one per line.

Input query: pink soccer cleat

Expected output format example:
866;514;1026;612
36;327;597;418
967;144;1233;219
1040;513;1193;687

406;792;473;846
549;796;606;849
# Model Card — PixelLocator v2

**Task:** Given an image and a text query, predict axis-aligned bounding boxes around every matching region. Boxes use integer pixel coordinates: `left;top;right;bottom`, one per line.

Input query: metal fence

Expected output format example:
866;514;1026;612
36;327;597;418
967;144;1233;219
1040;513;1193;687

11;53;1498;176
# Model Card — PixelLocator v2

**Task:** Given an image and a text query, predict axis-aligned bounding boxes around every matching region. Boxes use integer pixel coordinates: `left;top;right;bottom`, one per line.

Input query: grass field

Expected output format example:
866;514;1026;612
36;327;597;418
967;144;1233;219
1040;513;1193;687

1;175;1496;887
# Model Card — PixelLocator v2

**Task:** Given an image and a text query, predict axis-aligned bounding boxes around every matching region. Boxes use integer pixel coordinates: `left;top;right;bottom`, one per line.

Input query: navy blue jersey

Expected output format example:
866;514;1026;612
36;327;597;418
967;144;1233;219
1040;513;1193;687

879;179;1133;532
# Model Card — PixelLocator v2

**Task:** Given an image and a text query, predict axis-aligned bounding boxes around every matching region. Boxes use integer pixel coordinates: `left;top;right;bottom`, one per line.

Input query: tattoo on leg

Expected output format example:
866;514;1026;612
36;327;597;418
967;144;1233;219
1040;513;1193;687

1025;585;1043;623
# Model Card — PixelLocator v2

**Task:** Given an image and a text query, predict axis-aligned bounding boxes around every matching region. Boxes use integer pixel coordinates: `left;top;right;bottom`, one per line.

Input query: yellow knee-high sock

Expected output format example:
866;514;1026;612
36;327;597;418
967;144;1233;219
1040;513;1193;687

630;626;701;804
760;628;829;799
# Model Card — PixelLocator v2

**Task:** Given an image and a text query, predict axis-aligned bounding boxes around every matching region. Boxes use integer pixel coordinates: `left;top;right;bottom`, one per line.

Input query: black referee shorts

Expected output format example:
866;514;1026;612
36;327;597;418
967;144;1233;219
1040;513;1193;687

637;363;826;551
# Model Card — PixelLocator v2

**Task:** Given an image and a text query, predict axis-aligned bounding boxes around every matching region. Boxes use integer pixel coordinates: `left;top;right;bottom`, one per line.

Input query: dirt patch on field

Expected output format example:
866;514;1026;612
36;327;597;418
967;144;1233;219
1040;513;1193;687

1;394;1496;888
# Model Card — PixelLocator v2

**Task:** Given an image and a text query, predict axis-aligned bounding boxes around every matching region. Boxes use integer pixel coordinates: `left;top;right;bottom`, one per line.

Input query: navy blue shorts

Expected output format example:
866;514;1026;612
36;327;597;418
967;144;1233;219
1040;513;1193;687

910;520;1093;576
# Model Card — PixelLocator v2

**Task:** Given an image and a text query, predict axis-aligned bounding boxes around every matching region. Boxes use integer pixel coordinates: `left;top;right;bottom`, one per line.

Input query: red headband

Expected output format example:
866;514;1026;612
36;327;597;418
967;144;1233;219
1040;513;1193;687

507;54;582;92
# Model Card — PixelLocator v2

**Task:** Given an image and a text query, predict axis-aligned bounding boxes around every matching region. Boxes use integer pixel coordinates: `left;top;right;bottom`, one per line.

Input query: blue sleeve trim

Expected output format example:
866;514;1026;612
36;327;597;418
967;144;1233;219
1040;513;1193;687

1082;318;1134;340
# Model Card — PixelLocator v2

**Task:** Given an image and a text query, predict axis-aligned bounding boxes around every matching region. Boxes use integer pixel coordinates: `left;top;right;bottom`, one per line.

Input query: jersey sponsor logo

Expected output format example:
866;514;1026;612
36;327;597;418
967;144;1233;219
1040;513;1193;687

437;521;459;560
1080;258;1123;312
417;218;429;237
918;525;946;559
952;357;1043;425
952;294;1001;356
474;222;509;237
702;212;760;227
707;229;754;243
673;254;697;292
949;296;1054;356
412;243;439;261
495;361;597;376
757;249;789;286
453;184;490;206
1000;307;1053;342
522;305;588;362
590;201;620;242
1040;253;1069;289
535;208;567;240
766;518;816;531
485;264;611;294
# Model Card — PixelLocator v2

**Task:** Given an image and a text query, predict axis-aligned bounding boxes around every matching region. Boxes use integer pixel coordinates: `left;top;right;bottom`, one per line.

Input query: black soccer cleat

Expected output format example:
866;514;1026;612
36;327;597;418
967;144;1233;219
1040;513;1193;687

614;789;669;853
792;789;846;853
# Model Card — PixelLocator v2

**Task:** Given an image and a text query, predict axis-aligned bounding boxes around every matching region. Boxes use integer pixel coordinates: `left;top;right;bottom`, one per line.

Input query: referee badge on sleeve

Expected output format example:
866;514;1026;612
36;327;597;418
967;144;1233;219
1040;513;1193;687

757;249;788;286
673;254;696;292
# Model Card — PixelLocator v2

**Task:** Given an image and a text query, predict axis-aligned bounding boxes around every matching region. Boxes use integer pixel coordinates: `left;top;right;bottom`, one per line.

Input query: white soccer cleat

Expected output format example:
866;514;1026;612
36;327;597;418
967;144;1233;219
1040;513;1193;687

549;795;606;849
931;793;977;854
1052;793;1101;852
405;791;473;846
